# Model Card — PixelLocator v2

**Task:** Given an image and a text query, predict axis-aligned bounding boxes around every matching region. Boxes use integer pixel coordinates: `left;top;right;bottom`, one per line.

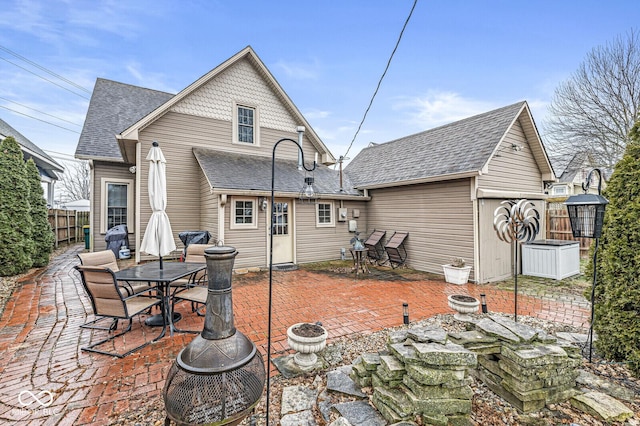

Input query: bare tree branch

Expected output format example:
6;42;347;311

57;160;89;202
544;29;640;171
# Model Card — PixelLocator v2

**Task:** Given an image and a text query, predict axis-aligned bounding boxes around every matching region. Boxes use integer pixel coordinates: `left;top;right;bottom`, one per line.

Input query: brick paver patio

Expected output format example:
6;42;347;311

0;244;590;425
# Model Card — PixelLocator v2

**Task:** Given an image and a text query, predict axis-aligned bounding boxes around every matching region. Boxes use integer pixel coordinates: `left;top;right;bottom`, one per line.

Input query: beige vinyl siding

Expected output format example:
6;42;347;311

199;172;218;242
222;196;268;269
295;200;368;264
143;111;318;163
91;161;135;252
134;110;318;261
478;119;543;193
366;179;474;276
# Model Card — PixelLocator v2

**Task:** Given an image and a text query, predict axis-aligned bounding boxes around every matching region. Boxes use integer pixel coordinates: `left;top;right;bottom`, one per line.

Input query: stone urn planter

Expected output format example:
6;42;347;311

287;322;328;369
447;294;480;321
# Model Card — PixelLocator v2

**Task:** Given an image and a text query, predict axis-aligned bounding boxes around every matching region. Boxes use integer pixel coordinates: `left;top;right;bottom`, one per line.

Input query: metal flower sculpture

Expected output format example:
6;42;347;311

493;199;540;321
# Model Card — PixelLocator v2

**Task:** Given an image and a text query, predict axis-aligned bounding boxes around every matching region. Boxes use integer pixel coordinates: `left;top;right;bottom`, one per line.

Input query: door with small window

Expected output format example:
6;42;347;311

271;199;293;264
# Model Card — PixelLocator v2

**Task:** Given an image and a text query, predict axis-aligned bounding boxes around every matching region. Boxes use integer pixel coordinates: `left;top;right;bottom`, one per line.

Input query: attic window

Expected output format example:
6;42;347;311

234;104;260;145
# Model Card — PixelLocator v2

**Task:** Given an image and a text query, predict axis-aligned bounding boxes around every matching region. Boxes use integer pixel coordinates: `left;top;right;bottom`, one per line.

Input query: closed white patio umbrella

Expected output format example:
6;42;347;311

140;141;176;269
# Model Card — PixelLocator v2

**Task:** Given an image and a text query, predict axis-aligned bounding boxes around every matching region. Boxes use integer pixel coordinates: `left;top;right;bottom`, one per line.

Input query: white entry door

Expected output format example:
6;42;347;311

271;199;293;264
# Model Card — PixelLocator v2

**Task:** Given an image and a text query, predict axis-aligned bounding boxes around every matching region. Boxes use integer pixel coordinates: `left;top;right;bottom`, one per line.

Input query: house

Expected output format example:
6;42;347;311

75;45;556;282
0;117;64;206
345;101;556;283
75;46;367;269
548;151;604;196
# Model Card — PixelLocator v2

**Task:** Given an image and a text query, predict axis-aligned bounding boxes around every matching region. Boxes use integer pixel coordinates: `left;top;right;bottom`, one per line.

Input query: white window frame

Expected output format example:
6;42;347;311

100;177;134;234
316;201;335;227
552;185;568;196
232;102;260;146
231;197;258;229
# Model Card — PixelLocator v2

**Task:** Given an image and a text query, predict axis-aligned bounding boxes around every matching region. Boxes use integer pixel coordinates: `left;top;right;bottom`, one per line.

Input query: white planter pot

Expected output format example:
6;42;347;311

447;294;480;321
442;264;472;285
287;323;328;368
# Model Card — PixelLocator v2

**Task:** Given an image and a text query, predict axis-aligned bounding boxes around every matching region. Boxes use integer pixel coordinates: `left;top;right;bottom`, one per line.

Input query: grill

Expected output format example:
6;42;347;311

163;246;266;425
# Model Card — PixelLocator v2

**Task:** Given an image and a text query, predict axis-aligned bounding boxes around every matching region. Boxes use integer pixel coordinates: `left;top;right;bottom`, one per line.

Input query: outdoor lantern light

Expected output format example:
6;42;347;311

480;294;487;313
403;303;409;324
266;128;317;425
565;168;608;363
299;175;317;202
565;170;608;238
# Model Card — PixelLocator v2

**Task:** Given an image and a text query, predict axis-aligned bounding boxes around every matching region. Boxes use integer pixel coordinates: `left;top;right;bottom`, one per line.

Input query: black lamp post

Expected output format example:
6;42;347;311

565;168;608;362
265;129;316;425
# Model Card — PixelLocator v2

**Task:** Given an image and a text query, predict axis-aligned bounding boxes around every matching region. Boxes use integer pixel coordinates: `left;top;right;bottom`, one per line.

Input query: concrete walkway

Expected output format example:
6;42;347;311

0;244;590;425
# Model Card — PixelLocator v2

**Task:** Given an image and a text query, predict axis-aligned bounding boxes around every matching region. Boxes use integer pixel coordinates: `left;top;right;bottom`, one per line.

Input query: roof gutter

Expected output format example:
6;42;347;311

211;187;370;201
355;170;480;190
476;188;547;200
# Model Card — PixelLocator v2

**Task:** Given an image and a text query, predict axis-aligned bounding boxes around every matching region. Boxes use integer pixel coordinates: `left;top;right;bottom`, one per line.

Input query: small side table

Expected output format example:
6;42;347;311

350;248;369;277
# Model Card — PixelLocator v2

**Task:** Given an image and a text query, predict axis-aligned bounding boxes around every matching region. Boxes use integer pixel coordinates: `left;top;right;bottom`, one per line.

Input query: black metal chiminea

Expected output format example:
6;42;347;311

163;246;265;426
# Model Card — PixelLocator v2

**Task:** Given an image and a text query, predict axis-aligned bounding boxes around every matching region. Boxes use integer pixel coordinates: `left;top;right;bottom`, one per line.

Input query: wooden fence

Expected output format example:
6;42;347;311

48;209;90;248
546;200;592;256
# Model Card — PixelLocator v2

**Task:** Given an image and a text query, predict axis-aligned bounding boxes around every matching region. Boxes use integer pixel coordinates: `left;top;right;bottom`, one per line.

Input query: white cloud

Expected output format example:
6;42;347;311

303;109;331;120
393;91;498;129
273;59;319;80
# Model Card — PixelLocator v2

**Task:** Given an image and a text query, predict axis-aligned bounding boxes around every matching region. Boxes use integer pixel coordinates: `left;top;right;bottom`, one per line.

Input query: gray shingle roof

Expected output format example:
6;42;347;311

345;102;527;188
75;78;174;161
0;116;63;177
193;148;361;196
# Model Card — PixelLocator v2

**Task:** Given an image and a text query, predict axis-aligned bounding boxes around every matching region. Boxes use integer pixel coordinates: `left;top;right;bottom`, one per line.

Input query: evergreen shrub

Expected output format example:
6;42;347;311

0;136;33;275
26;158;54;267
593;121;640;375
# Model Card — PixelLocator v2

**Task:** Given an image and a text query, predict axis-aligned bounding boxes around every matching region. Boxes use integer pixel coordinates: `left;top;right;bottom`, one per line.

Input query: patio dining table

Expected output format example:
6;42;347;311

115;261;206;339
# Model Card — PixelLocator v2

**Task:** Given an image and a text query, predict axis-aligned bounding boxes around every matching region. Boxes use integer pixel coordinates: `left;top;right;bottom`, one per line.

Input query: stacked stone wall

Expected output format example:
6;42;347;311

451;315;581;413
351;326;476;425
349;315;582;424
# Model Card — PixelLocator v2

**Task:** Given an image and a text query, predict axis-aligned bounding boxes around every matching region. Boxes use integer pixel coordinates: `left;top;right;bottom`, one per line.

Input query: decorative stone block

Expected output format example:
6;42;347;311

389;343;421;365
378;355;406;380
373;387;415;418
405;363;466;386
361;353;381;371
407;326;448;344
412;342;477;368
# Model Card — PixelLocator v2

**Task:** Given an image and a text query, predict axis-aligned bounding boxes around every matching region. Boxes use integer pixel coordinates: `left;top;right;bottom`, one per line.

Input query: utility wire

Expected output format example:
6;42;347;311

0;57;90;100
0;96;82;127
342;0;418;160
0;45;91;94
0;105;80;134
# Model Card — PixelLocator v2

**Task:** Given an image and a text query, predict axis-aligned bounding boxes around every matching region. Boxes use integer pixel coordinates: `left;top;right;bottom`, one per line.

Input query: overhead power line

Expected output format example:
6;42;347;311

0;105;80;134
0;96;82;127
0;45;91;94
342;0;418;160
0;57;91;100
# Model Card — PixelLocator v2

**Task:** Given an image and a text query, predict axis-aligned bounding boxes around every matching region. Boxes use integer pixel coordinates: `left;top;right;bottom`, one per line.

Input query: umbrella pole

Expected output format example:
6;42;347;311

160;256;163;269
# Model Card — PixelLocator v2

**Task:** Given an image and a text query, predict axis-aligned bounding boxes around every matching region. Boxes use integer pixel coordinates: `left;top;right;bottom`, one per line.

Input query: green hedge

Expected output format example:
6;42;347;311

0;136;33;275
592;121;640;375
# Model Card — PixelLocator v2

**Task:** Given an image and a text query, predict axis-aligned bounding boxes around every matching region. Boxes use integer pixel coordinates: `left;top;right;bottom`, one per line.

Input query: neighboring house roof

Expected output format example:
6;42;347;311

0;116;64;179
118;46;335;165
193;148;361;197
558;151;590;183
345;101;554;189
75;78;174;162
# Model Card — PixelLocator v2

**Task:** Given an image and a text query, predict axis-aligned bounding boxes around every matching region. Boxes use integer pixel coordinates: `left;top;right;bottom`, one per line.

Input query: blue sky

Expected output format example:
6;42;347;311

0;0;637;165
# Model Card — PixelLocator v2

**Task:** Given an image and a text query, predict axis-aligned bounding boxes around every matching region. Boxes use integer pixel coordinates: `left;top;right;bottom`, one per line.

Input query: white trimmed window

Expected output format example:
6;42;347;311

231;198;257;229
100;178;134;233
233;103;259;145
316;202;335;227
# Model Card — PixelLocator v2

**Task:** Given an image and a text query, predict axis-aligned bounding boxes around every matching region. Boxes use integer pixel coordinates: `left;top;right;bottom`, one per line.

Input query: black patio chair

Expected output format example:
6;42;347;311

364;229;386;265
384;231;409;269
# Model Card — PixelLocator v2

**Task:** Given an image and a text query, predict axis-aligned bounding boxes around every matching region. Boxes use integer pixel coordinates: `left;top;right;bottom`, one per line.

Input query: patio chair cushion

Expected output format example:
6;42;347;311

78;250;153;296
